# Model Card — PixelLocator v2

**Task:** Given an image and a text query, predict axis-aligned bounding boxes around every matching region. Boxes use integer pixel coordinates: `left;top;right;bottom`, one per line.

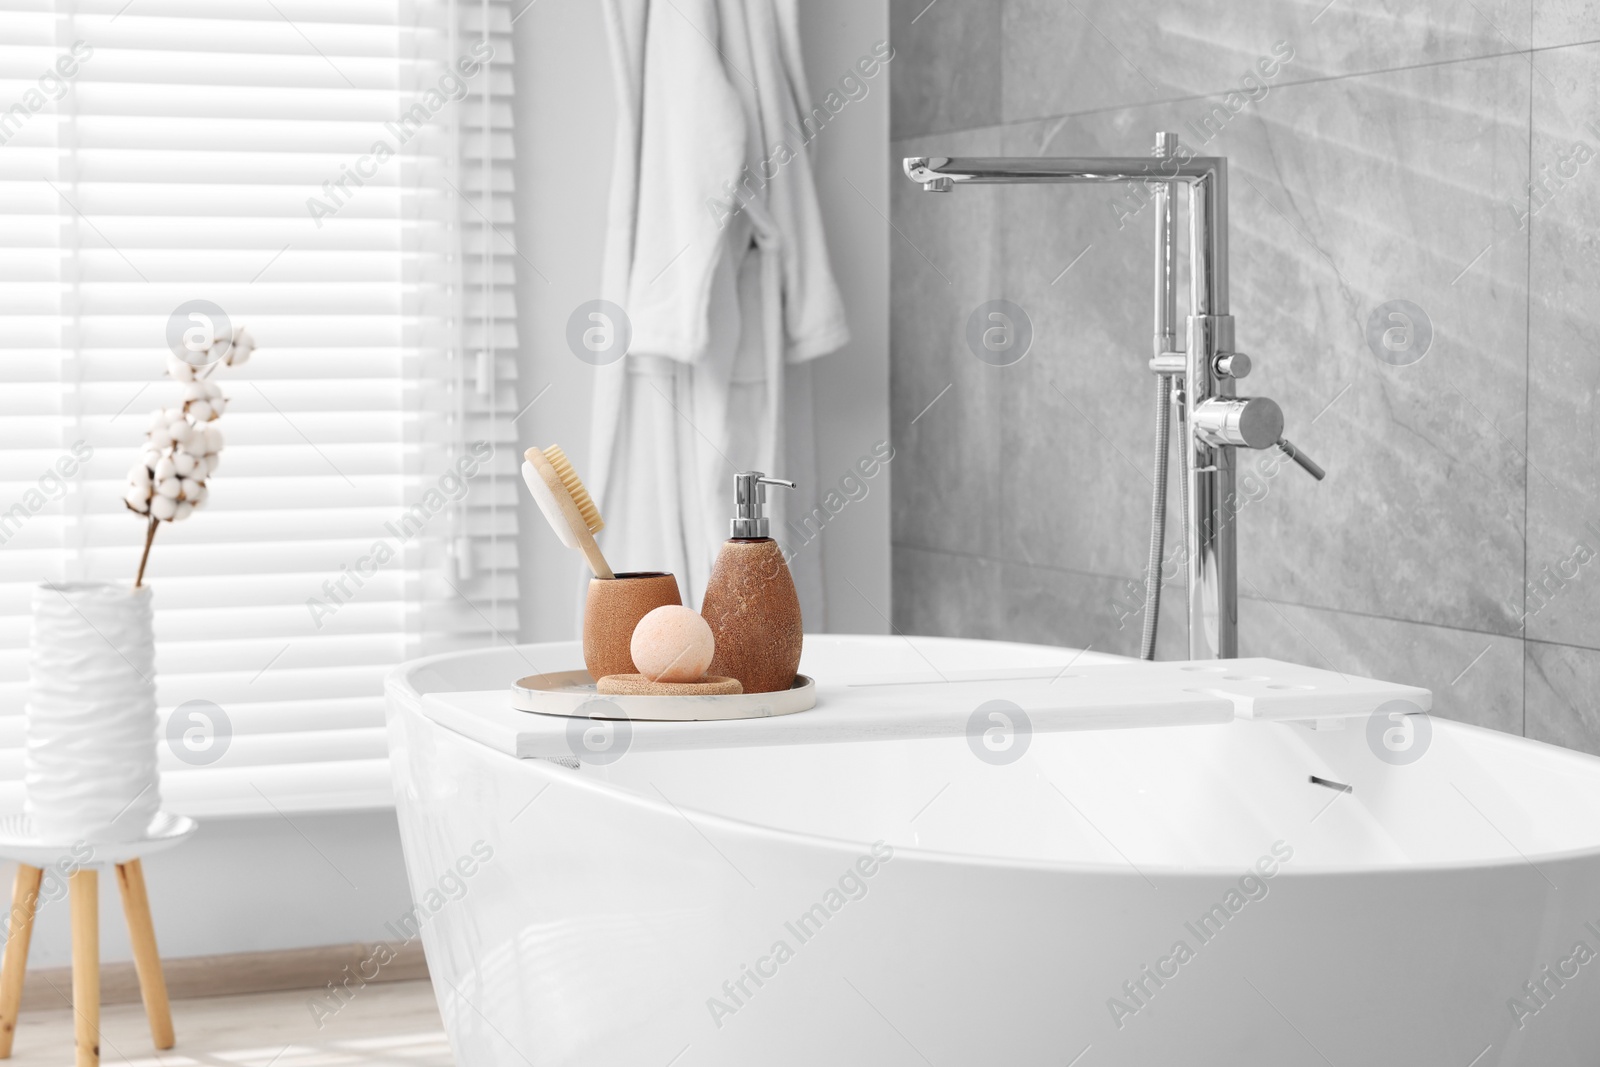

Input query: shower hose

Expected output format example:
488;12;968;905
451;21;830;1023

1139;374;1185;660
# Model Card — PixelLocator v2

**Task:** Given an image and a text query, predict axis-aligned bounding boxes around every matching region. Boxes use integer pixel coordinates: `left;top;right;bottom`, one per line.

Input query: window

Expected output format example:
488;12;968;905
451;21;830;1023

0;0;518;814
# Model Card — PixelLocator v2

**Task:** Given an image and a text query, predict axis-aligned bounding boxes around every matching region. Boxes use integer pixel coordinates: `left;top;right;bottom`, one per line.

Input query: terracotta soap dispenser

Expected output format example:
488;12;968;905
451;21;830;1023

700;471;802;694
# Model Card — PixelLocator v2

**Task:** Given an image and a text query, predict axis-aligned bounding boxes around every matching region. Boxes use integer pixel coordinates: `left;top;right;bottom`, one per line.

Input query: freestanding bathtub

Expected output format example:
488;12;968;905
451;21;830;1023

385;635;1600;1066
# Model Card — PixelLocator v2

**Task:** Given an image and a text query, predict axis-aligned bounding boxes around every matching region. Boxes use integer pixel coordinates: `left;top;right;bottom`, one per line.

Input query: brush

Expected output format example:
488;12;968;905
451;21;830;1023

522;445;614;579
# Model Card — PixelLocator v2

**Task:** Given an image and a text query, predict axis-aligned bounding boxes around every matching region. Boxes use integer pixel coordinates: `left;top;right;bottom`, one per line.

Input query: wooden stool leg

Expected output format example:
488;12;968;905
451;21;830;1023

69;869;97;1067
115;860;172;1050
0;866;42;1058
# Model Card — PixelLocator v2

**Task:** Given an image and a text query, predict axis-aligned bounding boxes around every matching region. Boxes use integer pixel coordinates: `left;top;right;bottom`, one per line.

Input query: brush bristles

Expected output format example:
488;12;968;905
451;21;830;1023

542;445;603;534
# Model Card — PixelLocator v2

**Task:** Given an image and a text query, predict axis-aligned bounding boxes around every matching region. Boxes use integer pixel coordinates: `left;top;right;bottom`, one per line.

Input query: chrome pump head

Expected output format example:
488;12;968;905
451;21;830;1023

731;471;796;539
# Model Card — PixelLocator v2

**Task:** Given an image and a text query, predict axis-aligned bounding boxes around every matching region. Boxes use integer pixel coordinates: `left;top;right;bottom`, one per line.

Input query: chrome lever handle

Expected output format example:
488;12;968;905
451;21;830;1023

1192;398;1327;480
1192;396;1282;449
1276;437;1325;481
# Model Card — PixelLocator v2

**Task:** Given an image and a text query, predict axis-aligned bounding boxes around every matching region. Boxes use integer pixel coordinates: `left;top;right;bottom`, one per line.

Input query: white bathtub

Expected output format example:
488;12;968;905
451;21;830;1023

386;636;1600;1066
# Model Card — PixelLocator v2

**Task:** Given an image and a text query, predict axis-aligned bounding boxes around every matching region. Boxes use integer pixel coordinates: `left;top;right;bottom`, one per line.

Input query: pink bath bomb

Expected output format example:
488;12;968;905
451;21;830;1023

630;605;715;683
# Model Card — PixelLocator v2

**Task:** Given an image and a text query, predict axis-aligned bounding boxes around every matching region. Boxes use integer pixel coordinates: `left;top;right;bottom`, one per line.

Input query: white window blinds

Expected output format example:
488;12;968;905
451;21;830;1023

0;0;519;815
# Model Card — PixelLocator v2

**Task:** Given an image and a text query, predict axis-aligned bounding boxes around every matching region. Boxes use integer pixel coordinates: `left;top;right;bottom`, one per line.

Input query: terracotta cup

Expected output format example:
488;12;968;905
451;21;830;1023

583;572;683;681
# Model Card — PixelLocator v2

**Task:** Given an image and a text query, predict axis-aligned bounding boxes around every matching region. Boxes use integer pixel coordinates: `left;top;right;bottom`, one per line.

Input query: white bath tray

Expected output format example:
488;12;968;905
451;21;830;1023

512;671;817;720
417;656;1429;761
1060;658;1433;722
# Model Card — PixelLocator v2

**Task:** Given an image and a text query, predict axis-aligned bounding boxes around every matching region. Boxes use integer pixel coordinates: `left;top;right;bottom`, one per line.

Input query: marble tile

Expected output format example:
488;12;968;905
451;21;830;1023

1000;560;1189;661
1238;598;1524;735
1526;42;1600;650
994;118;1186;582
890;126;1007;559
1224;60;1530;635
1215;57;1530;636
1534;3;1600;49
881;10;1600;751
888;0;1002;138
1526;640;1600;754
1002;0;1530;125
987;57;1532;635
892;543;1004;638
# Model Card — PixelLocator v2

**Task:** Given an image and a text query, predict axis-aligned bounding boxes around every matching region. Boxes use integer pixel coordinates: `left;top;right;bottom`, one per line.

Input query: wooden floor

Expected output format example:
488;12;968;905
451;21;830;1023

2;979;451;1066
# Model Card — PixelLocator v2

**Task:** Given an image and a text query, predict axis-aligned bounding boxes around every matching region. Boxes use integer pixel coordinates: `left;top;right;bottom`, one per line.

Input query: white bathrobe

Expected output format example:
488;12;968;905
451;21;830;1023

590;0;849;617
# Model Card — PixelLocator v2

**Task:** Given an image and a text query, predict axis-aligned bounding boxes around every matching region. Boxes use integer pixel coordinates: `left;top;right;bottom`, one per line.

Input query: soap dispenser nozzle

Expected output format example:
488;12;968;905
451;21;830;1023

731;471;795;538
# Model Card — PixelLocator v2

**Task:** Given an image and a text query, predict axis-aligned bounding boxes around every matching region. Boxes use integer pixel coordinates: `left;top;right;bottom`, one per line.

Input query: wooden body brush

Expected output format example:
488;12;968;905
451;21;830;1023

521;444;685;679
522;445;613;578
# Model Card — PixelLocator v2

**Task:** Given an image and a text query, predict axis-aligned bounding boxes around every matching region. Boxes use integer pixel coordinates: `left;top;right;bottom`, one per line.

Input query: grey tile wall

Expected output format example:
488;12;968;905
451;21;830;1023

889;0;1600;752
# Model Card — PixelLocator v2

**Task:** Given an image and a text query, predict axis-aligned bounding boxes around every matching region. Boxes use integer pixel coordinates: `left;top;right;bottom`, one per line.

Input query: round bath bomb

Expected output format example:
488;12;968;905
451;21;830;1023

630;605;715;683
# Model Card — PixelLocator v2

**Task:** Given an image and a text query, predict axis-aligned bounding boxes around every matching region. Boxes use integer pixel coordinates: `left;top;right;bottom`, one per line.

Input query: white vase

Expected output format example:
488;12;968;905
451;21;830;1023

25;582;162;843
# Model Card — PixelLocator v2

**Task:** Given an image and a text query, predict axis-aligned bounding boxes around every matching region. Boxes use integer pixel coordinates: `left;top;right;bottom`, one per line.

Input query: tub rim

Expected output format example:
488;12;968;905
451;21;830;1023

392;681;1600;880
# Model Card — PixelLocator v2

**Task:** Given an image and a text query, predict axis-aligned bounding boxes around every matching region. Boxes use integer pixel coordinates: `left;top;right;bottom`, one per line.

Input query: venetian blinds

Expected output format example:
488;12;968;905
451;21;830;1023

0;0;519;815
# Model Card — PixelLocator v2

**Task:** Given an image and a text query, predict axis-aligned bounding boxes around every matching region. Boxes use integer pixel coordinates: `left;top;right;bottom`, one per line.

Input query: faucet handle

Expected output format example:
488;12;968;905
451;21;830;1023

1276;437;1325;481
1192;399;1328;480
1213;352;1251;379
1192;396;1282;449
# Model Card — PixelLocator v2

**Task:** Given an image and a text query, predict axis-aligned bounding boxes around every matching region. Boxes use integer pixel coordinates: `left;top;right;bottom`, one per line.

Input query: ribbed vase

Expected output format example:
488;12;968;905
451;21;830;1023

25;582;162;843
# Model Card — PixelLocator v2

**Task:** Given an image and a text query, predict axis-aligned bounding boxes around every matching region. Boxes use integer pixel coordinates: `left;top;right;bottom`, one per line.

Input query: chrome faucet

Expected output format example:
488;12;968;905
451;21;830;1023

904;134;1324;660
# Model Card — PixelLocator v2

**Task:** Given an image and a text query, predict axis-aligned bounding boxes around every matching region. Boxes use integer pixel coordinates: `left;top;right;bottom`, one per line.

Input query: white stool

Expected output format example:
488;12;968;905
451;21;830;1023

0;813;196;1067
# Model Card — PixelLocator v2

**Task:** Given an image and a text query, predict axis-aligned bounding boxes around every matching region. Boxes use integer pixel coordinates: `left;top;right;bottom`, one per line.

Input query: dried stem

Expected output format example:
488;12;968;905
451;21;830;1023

134;517;159;589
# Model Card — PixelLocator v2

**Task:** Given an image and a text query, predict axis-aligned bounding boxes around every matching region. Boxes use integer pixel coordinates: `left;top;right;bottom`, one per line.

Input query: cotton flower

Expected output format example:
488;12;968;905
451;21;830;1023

181;379;226;423
165;353;196;382
123;476;151;516
224;327;255;367
128;322;253;585
198;326;254;369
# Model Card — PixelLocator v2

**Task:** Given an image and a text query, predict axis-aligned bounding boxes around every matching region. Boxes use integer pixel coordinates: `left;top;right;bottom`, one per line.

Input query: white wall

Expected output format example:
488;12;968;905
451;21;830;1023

2;811;413;969
511;0;614;641
512;0;892;639
799;2;894;633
